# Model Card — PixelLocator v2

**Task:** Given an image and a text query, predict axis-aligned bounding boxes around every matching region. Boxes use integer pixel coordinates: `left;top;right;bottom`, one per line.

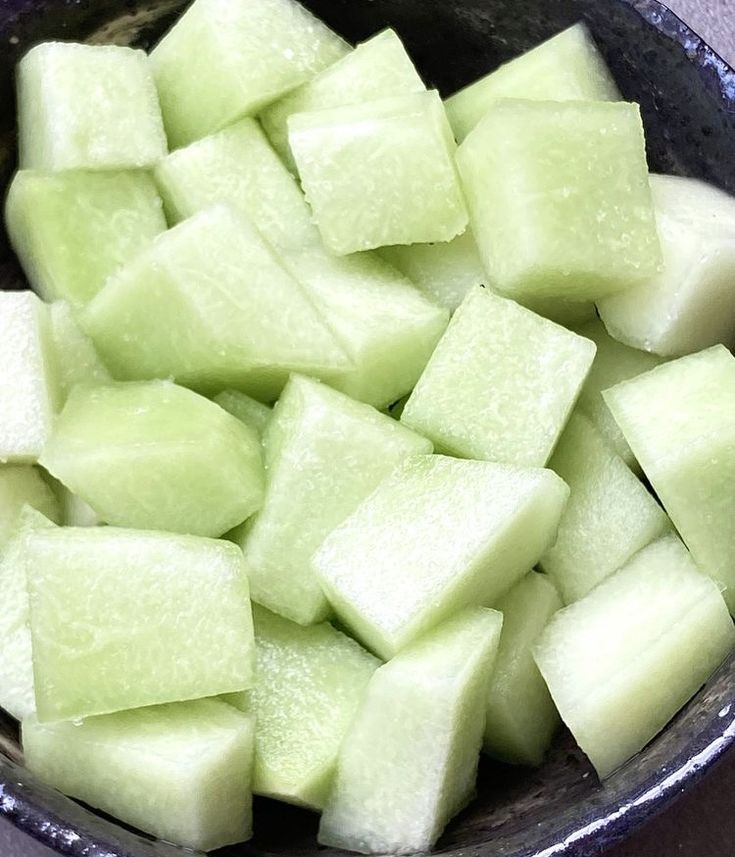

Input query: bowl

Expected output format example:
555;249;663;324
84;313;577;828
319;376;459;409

2;0;735;855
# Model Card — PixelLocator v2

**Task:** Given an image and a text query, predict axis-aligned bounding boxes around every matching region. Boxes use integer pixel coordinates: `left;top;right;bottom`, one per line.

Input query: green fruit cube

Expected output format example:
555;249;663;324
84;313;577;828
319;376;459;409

535;536;735;778
0;466;59;552
456;100;661;302
17;43;166;171
49;302;111;401
401;288;596;466
289;91;468;254
314;454;568;659
214;390;272;438
318;607;503;854
59;489;103;528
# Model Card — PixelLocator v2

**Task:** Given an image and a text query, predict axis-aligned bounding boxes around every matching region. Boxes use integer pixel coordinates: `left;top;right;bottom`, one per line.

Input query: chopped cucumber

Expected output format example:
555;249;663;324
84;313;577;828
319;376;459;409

0;466;59;552
49;302;111;401
214;390;272;438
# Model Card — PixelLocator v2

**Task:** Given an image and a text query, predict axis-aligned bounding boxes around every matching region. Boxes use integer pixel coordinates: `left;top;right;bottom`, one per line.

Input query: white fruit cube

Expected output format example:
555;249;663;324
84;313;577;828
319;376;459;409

0;466;58;552
49;302;111;401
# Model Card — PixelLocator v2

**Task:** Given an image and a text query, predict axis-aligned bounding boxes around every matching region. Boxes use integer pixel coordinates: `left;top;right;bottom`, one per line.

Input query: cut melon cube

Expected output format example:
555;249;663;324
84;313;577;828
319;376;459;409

456;100;661;302
23;698;255;851
598;174;735;356
289;91;468;254
151;0;348;149
535;536;735;778
261;28;425;172
484;573;561;766
318;607;503;854
214;390;272;438
314;454;568;659
0;466;59;552
604;346;735;612
234;375;431;625
17;43;166;171
26;527;255;721
539;414;670;603
40;380;264;538
59;489;103;528
81;205;350;399
446;24;619;142
49;302;111;401
401;288;595;466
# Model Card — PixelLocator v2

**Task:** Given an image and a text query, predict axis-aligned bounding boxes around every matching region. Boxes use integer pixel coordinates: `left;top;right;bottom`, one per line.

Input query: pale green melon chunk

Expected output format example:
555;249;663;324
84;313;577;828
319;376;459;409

49;302;111;401
214;390;272;438
23;698;255;851
234;375;431;625
26;527;255;721
539;414;670;603
0;467;59;552
456;100;661;302
40;380;264;538
151;0;348;149
604;346;735;612
599;174;735;356
261;28;425;172
18;43;166;171
401;288;596;466
446;24;619;142
314;454;568;659
535;536;735;778
319;607;503;854
484;572;562;766
289;91;468;254
60;489;103;528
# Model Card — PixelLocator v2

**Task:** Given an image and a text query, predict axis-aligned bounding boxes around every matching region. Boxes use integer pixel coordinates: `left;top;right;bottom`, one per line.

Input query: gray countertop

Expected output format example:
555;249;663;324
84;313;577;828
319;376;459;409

668;0;734;64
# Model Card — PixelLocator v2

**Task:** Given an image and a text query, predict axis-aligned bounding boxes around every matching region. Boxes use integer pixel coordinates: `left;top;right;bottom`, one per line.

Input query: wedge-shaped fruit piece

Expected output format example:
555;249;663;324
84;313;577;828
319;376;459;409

214;390;272;438
81;205;350;399
40;381;264;538
401;288;595;466
535;536;735;778
59;488;102;528
0;467;58;552
484;573;561;766
599;174;735;356
319;607;503;854
315;454;568;658
235;376;431;624
18;43;166;170
49;302;111;401
289;91;468;254
446;24;619;142
23;699;255;851
26;527;255;721
151;0;348;149
457;100;661;302
604;346;735;611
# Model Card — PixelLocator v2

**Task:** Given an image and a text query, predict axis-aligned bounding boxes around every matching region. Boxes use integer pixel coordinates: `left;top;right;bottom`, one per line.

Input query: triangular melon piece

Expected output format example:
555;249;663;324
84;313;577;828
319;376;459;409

49;301;111;401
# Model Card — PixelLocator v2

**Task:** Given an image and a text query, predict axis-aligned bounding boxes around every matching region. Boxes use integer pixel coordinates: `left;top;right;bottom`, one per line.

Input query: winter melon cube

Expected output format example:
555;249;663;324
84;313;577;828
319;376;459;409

234;375;431;625
401;288;596;466
17;43;166;171
49;302;111;401
151;0;348;149
456;100;661;302
289;91;468;254
446;24;619;142
26;527;255;721
319;607;503;854
535;536;735;778
23;698;255;851
314;454;568;659
0;467;59;552
214;390;272;438
40;381;264;538
604;346;735;612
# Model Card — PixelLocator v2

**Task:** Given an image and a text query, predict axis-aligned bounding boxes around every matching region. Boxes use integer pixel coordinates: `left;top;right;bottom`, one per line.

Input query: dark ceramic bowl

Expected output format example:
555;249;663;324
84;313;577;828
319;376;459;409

1;0;735;855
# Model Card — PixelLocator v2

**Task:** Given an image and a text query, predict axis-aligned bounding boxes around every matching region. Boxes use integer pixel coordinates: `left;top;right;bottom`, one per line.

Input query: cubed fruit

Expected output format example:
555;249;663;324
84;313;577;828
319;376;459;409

598;174;735;356
214;390;272;438
59;489;102;528
446;24;619;142
40;381;264;538
26;527;255;721
81;205;350;400
5;170;166;307
0;466;59;551
234;376;431;625
318;607;503;855
401;288;595;466
314;454;568;659
261;29;425;171
17;43;166;171
483;573;562;766
456;100;661;302
289;91;468;254
539;414;670;603
604;346;735;612
151;0;348;149
23;698;255;851
49;302;111;401
535;536;735;778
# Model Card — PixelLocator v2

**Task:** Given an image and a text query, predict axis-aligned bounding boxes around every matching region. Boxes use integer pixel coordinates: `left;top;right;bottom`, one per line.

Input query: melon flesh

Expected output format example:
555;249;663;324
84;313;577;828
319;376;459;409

0;466;59;552
59;489;103;528
318;607;503;855
49;302;111;400
23;698;255;851
214;390;272;438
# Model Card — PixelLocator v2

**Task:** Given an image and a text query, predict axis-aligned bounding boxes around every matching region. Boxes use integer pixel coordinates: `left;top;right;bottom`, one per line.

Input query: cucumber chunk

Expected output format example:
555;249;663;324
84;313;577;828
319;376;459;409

0;467;59;552
214;390;272;438
49;302;111;400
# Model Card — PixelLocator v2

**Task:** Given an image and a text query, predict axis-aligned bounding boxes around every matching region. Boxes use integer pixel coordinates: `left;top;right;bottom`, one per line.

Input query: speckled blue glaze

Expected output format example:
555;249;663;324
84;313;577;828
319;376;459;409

1;1;735;856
